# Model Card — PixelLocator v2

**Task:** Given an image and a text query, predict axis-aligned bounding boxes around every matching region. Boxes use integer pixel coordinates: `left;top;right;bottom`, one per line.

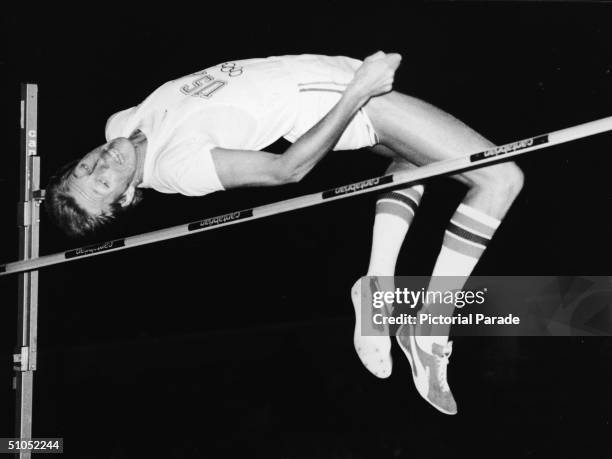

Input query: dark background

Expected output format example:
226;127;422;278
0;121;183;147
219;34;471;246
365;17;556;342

1;1;612;457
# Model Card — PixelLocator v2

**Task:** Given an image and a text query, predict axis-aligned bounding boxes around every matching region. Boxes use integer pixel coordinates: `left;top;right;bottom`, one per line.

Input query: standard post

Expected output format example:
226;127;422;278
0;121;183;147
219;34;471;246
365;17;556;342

13;83;42;459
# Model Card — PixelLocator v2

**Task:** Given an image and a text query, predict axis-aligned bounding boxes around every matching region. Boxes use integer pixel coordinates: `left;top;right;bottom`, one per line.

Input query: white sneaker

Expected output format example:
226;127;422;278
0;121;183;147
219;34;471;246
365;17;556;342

396;323;457;414
351;276;392;378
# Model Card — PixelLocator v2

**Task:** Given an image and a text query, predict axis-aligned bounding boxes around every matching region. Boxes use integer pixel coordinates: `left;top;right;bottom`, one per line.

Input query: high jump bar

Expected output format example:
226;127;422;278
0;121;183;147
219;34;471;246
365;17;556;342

2;115;612;277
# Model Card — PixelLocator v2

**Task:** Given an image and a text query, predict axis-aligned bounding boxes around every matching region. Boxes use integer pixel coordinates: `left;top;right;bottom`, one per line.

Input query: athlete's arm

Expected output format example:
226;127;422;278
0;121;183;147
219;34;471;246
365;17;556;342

211;51;402;188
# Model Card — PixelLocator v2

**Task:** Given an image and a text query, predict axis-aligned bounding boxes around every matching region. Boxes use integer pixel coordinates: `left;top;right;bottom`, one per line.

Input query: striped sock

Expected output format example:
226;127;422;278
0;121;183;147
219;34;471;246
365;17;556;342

353;185;423;378
367;185;424;276
416;203;501;352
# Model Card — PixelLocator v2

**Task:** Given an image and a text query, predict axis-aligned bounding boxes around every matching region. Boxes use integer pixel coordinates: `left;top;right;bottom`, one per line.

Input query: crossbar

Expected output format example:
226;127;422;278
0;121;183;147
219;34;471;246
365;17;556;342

1;115;612;277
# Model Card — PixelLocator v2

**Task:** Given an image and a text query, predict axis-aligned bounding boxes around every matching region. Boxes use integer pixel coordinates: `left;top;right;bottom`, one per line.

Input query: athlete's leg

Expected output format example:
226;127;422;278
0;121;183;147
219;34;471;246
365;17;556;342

365;91;524;214
352;154;424;378
365;90;524;333
366;151;424;278
364;91;523;413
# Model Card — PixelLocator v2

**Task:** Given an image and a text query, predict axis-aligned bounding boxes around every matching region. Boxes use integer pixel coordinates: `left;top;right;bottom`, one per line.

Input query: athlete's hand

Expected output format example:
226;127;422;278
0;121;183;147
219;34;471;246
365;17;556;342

348;51;402;100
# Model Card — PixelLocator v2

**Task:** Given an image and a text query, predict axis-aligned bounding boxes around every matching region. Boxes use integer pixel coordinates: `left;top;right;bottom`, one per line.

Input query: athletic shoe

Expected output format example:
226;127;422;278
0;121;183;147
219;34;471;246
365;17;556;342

351;276;392;378
396;323;457;415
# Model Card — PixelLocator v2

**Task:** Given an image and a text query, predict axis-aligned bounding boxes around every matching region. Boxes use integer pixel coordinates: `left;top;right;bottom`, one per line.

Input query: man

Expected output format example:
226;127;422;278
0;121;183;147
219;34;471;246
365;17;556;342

45;52;523;415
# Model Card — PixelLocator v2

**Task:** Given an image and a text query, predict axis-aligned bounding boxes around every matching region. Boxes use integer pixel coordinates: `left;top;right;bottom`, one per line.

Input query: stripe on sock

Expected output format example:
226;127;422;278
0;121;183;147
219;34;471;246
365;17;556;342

442;205;499;259
446;221;490;247
386;191;420;210
376;201;415;221
376;190;420;221
451;212;497;239
457;203;501;228
443;231;486;258
395;186;423;200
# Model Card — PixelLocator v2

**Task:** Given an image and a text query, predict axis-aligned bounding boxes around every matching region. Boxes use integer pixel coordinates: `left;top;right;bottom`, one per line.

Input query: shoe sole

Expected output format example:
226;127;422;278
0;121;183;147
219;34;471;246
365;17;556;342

352;278;392;379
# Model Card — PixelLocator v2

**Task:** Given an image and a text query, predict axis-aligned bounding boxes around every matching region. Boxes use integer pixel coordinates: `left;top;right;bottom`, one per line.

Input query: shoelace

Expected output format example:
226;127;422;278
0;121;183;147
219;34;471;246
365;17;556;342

434;343;453;392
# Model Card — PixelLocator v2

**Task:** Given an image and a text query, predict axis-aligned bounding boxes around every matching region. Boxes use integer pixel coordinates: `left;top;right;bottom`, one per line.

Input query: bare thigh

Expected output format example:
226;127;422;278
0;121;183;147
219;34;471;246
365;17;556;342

370;144;419;174
363;91;521;188
365;91;495;161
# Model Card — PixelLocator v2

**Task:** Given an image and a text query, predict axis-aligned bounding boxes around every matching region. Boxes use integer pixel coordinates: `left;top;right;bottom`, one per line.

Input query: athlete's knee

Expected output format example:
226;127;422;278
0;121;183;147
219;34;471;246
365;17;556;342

461;162;524;198
492;162;524;197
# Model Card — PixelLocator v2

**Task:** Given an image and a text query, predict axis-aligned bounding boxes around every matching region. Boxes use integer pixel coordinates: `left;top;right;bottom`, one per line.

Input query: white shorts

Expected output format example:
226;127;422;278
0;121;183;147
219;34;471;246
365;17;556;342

280;55;379;150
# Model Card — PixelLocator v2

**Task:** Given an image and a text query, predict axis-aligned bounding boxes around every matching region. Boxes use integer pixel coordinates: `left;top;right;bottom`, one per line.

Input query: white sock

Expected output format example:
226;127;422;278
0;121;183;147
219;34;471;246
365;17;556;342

416;203;501;353
367;186;423;275
354;186;423;377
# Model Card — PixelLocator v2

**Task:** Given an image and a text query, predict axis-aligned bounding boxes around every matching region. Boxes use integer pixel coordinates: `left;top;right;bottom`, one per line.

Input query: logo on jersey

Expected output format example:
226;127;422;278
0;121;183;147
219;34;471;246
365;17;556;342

180;70;226;99
220;62;244;77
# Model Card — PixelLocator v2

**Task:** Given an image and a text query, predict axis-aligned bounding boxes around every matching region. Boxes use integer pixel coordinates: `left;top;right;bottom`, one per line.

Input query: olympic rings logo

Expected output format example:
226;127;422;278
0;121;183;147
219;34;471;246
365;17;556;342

220;62;244;77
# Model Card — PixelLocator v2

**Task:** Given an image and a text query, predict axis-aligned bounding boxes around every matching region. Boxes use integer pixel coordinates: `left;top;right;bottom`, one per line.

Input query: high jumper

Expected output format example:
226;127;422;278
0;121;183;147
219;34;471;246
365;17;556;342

4;52;612;417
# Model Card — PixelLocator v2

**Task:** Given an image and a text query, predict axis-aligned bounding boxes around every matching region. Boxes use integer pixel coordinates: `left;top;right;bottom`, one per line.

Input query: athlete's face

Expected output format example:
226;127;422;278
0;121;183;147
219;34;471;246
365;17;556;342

66;137;138;215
